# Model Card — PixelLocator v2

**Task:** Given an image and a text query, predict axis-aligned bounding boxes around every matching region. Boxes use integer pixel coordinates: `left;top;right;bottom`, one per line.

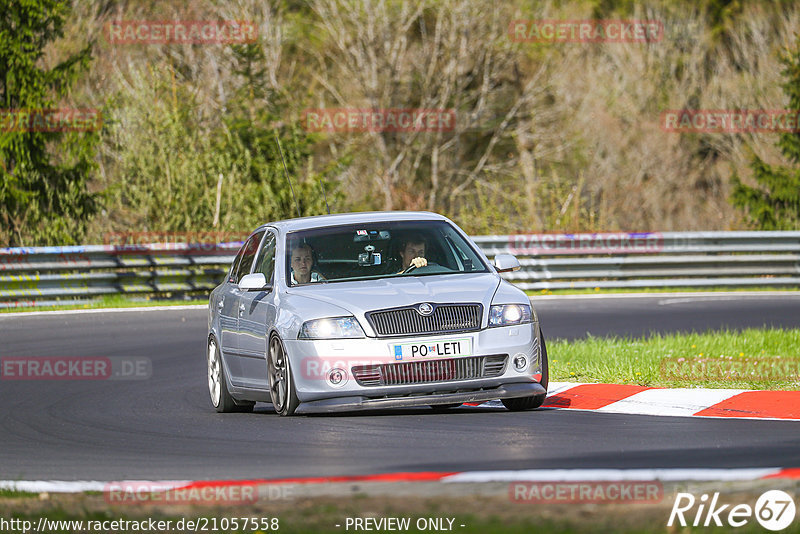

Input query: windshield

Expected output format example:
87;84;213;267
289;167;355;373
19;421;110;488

285;220;489;285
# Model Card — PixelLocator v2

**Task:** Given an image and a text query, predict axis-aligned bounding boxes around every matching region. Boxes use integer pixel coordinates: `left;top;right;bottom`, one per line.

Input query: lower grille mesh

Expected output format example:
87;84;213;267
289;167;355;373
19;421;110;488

352;355;507;387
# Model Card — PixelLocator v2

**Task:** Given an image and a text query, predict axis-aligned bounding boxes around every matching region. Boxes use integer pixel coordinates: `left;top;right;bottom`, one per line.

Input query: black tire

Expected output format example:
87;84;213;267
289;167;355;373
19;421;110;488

268;335;300;416
429;403;462;412
502;328;549;411
208;336;254;413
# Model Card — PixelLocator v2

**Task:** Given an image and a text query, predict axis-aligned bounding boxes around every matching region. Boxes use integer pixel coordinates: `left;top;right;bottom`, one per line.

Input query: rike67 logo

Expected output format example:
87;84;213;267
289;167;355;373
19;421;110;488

668;490;796;531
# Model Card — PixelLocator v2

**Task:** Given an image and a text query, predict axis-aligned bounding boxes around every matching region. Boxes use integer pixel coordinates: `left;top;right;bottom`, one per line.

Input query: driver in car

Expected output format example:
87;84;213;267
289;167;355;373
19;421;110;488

398;235;428;272
290;243;325;284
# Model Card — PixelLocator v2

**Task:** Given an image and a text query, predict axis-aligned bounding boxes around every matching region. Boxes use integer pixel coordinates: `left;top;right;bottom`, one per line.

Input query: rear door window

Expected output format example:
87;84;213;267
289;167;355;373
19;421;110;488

232;230;265;284
254;231;277;284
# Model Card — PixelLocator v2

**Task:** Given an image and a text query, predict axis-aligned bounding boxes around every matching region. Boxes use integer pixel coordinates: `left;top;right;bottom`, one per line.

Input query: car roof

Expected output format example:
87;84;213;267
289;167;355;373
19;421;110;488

256;211;451;234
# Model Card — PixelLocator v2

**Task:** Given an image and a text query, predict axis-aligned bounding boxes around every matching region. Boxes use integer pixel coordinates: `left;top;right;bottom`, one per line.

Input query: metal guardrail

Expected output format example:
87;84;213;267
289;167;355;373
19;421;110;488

475;231;800;290
0;243;239;309
0;231;799;308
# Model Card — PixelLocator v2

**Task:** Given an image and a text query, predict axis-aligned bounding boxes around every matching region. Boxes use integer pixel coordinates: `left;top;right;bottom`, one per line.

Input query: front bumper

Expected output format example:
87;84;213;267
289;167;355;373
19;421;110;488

284;321;544;407
294;382;546;414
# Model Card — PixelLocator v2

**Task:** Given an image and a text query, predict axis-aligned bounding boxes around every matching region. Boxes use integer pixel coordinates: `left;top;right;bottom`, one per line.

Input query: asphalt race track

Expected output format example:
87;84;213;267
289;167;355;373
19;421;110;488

535;292;800;340
1;293;799;481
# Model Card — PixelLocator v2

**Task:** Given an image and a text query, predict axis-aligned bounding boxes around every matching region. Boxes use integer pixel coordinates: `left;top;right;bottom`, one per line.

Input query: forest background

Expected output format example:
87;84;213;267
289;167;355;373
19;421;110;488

2;0;799;246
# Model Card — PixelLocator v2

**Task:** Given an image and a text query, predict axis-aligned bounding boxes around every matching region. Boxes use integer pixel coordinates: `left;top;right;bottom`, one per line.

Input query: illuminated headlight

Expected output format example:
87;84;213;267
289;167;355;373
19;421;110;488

298;316;366;339
488;304;532;327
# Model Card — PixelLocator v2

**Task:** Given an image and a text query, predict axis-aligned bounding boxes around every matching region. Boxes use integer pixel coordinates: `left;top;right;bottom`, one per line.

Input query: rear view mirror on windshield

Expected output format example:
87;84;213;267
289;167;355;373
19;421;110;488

358;245;382;266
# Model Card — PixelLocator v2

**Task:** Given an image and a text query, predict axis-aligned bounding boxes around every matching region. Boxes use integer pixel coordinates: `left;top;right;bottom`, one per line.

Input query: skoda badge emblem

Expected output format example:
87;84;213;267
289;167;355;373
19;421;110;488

418;303;434;316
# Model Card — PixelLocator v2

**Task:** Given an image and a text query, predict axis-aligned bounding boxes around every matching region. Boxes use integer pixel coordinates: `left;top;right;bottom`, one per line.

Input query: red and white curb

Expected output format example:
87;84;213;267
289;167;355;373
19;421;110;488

2;468;799;494
536;382;800;421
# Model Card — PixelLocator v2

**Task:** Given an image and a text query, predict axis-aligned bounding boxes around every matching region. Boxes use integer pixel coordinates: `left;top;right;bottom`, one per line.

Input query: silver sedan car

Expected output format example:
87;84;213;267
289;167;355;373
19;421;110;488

207;211;548;415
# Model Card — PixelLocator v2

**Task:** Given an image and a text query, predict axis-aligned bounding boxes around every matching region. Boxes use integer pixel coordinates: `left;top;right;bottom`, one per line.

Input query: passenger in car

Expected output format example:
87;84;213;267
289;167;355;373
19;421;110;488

397;235;428;272
290;243;326;284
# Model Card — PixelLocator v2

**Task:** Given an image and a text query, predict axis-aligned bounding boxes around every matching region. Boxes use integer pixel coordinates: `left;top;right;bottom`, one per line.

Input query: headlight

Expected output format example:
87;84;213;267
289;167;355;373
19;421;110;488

488;304;532;327
298;316;366;339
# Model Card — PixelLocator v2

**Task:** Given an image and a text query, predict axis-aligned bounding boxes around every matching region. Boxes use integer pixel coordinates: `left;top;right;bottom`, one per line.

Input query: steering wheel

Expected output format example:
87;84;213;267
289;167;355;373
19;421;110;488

402;261;438;274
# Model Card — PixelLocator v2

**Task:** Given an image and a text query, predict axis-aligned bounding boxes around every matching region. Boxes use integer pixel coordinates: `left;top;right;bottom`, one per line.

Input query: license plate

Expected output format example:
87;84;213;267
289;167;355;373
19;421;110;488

391;338;472;360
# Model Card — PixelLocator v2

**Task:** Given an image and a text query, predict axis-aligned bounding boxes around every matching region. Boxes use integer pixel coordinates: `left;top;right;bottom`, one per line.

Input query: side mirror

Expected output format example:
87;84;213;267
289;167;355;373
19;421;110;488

239;273;269;291
494;254;520;273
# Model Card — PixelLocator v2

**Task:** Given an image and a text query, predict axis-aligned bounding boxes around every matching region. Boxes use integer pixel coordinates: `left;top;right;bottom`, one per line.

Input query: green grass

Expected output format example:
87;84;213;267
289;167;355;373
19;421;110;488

0;489;37;498
2;497;798;534
0;294;208;313
527;286;800;296
550;328;800;389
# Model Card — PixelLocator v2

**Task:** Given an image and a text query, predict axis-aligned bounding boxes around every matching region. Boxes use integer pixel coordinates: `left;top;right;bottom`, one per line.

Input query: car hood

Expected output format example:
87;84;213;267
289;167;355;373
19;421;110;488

286;273;501;335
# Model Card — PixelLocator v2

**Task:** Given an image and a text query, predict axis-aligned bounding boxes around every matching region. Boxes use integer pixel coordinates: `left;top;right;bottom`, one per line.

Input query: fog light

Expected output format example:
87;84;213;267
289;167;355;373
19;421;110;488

513;353;528;372
327;368;347;387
